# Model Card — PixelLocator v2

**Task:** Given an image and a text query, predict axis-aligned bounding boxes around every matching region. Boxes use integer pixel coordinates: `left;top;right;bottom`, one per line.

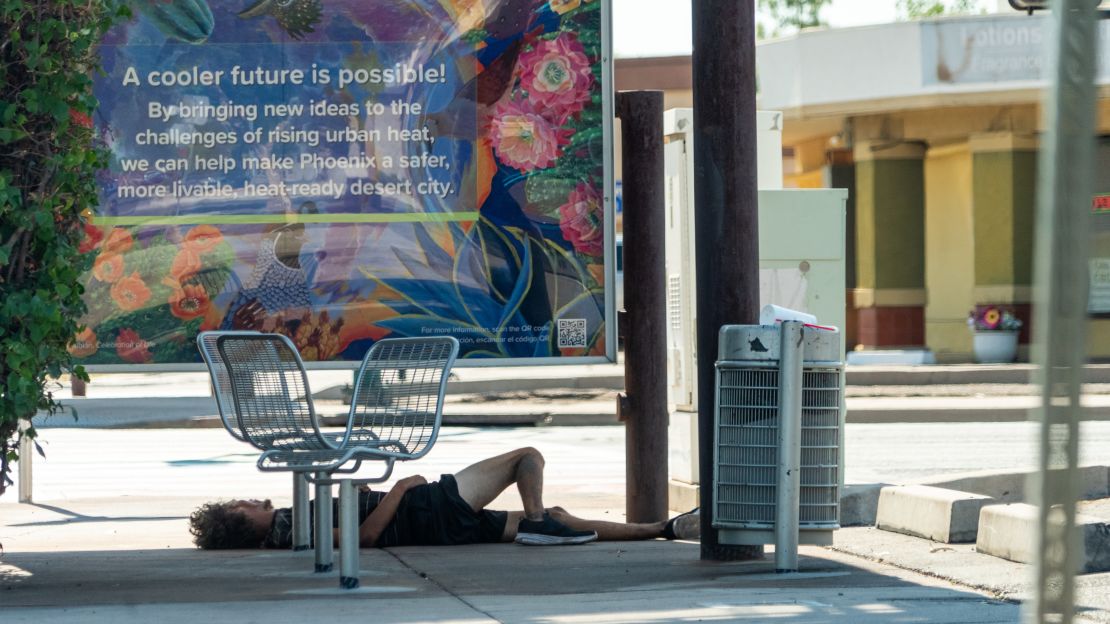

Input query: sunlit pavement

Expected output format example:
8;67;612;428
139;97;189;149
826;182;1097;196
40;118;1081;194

0;426;1035;623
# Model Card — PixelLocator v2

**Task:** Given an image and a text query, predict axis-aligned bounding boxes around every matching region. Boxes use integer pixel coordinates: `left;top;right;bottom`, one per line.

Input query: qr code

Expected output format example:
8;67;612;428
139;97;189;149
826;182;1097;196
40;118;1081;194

557;319;588;348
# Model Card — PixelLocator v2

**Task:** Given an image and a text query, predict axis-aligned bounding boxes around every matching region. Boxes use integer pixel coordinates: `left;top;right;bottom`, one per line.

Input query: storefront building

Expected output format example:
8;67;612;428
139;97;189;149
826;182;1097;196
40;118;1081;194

617;12;1110;361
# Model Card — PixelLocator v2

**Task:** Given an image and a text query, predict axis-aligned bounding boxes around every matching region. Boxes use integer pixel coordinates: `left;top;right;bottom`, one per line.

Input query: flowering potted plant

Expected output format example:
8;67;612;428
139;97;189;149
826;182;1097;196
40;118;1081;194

967;305;1022;363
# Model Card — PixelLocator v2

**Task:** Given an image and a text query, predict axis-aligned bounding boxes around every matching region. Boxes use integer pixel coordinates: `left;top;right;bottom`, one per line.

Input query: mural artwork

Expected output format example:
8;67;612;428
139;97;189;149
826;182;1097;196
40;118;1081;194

75;0;611;365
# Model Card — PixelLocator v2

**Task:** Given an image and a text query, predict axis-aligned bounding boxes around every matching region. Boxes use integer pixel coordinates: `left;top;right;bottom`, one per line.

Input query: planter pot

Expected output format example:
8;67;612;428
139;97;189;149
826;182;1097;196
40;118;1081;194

972;330;1019;364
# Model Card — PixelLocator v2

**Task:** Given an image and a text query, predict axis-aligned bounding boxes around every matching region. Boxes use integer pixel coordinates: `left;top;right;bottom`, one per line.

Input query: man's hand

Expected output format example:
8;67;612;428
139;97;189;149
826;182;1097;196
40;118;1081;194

395;475;427;491
357;475;426;548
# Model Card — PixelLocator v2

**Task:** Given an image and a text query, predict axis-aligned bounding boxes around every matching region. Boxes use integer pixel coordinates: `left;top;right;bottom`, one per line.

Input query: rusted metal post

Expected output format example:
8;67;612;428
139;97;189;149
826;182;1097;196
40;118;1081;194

616;90;668;524
692;0;764;560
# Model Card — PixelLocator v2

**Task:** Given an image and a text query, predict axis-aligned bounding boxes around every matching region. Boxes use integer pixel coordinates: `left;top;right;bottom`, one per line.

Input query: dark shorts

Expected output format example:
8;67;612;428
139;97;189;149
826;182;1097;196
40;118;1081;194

377;474;508;547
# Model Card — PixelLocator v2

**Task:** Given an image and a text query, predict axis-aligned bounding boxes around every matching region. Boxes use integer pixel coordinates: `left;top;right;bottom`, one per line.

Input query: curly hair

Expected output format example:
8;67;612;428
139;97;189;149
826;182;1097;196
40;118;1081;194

189;501;266;549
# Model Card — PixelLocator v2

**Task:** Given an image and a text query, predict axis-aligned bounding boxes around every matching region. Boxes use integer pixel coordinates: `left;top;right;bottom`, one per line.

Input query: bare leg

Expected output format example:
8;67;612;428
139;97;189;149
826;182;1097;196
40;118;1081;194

453;447;546;520
499;508;667;542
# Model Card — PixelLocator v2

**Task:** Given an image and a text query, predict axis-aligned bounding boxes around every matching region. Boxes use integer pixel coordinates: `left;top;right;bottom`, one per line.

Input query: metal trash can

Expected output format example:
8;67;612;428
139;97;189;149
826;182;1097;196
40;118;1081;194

713;321;844;571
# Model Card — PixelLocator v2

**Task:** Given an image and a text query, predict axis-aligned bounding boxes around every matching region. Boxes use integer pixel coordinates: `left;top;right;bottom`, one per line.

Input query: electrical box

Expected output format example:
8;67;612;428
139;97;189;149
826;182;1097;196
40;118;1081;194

663;108;848;499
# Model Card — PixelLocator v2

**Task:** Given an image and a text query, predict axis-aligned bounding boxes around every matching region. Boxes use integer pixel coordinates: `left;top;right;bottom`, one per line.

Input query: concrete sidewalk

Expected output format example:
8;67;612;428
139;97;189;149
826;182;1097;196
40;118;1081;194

34;362;1110;428
0;427;1030;624
7;363;1110;621
33;390;1110;429
6;427;1110;621
0;538;1021;624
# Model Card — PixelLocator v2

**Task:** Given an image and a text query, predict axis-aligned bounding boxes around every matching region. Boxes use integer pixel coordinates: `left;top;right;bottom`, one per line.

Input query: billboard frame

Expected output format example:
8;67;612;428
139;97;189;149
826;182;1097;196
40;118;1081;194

83;1;617;373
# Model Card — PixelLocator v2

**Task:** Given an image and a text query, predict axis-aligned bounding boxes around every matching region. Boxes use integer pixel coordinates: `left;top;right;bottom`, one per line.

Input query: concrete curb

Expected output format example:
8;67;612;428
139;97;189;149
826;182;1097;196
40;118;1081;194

976;503;1110;573
44;395;1110;429
845;364;1110;386
876;485;995;543
838;466;1110;528
311;375;628;400
37;397;222;429
924;466;1110;503
839;483;888;527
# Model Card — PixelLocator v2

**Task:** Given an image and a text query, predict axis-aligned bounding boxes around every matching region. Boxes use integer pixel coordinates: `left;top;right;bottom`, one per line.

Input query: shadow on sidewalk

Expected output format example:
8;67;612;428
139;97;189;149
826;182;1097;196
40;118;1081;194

8;503;185;527
0;540;1019;622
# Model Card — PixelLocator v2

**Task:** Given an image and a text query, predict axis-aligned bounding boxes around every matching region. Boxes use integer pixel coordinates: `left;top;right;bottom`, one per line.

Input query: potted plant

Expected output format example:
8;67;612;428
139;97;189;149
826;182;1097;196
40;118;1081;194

967;305;1023;364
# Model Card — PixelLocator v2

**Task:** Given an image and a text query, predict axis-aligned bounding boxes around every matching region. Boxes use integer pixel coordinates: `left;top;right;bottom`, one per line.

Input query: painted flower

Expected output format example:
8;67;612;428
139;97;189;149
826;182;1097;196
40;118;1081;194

168;283;211;320
518;33;594;117
67;327;98;358
78;223;104;254
110;271;151;312
490;99;571;171
116;328;152;364
170;249;202;282
92;253;125;283
549;0;581;14
558;183;604;256
183;225;223;254
103;227;134;254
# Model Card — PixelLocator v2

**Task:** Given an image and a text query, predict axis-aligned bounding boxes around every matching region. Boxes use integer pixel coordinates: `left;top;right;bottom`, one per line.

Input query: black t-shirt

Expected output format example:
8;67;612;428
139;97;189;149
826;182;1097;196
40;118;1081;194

263;476;507;549
264;489;383;549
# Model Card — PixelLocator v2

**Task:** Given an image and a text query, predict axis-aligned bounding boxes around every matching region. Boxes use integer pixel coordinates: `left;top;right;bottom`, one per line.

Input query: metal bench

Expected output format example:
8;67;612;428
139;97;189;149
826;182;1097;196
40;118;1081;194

198;331;459;589
198;330;314;552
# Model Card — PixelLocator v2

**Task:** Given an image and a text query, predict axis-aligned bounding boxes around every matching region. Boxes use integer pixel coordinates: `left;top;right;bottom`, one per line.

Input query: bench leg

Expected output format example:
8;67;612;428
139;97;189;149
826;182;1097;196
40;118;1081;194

293;473;311;552
338;479;360;589
314;474;333;573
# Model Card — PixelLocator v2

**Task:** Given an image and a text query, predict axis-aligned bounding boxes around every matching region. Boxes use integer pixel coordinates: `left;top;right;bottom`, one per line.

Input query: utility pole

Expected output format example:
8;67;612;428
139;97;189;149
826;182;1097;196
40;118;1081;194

691;0;763;561
617;90;669;524
1027;1;1099;621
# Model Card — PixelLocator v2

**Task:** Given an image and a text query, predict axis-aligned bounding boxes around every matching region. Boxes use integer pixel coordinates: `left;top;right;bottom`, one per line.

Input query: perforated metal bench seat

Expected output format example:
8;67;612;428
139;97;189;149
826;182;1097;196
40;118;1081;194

197;331;458;588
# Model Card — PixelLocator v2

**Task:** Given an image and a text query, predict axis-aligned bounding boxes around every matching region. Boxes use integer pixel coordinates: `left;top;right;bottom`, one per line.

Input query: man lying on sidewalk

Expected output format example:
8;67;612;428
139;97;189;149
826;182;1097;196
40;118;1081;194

189;447;700;549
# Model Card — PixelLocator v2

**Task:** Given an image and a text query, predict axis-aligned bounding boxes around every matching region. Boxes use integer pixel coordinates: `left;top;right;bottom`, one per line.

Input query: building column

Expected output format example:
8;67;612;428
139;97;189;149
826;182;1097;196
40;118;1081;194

825;148;858;349
852;140;927;348
970;132;1037;347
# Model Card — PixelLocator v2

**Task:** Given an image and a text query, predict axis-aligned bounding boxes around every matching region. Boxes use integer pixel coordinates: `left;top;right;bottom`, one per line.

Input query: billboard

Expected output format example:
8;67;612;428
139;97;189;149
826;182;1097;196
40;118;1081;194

78;0;613;368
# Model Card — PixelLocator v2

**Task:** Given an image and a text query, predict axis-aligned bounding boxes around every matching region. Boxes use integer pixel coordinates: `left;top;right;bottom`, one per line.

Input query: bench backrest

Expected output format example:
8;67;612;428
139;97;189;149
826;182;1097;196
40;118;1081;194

344;337;459;459
214;333;333;451
197;330;259;444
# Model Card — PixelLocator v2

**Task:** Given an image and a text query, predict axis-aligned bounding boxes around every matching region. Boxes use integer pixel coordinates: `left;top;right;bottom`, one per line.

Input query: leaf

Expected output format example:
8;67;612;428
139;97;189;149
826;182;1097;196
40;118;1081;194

412;224;455;279
0;0;127;486
495;235;534;334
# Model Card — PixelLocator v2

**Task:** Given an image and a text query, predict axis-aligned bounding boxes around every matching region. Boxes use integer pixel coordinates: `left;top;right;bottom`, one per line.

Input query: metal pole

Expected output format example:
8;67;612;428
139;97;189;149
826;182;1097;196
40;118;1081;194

17;420;32;503
293;473;311;551
1027;2;1098;623
616;90;669;524
314;474;333;572
337;479;359;589
692;0;763;560
775;321;803;572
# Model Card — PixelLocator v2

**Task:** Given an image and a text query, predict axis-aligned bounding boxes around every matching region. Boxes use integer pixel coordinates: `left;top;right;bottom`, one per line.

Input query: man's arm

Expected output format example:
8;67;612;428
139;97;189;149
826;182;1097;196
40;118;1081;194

355;475;427;547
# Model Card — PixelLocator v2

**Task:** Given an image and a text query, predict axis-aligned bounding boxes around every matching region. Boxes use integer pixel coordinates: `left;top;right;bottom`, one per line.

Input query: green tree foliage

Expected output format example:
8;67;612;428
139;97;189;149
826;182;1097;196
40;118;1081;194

0;1;126;496
897;0;982;19
758;0;830;37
